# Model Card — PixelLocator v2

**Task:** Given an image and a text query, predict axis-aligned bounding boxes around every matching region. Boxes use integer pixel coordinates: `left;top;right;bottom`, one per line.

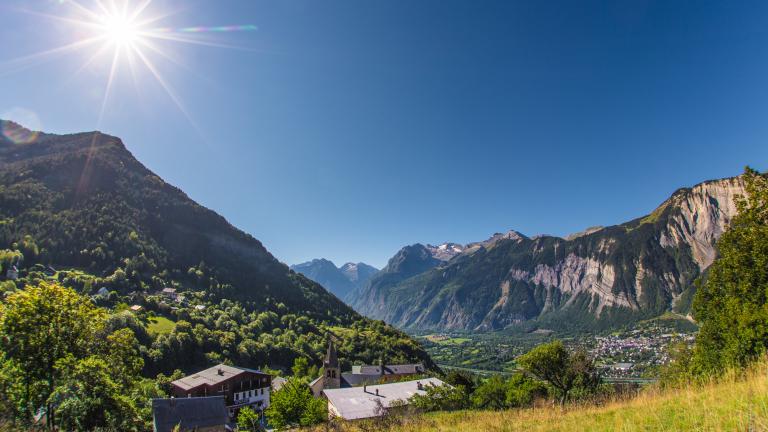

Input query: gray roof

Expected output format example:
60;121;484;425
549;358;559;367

152;396;228;432
325;377;446;420
356;363;425;375
172;364;269;391
340;373;383;387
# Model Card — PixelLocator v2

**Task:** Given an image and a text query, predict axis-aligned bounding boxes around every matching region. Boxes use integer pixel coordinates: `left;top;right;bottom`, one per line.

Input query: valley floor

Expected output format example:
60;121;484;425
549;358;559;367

313;358;768;432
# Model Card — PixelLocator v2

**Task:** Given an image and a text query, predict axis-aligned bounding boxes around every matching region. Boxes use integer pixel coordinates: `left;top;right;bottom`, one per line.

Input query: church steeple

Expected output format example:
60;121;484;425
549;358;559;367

323;340;341;390
325;340;339;367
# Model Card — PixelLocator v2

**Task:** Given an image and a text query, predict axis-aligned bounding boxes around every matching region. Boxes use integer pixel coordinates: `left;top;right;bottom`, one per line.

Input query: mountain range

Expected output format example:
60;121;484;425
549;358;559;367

346;176;745;333
289;259;378;300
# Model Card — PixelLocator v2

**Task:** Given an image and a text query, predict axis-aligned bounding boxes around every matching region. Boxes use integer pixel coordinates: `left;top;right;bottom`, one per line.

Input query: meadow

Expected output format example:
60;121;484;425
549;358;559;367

146;316;176;334
311;356;768;432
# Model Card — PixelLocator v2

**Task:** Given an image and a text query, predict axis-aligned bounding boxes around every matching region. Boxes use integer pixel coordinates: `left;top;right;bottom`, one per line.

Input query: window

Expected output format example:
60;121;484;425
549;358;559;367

327;371;331;378
332;370;336;378
260;388;264;395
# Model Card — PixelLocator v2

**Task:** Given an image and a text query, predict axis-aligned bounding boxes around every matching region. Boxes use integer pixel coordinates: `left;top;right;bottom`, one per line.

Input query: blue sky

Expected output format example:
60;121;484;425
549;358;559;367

1;0;767;269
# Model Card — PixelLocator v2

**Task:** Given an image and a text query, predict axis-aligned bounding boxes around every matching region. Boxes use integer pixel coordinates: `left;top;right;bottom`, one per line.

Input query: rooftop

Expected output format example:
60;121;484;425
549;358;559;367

152;396;228;432
172;364;269;391
325;377;446;420
354;363;425;375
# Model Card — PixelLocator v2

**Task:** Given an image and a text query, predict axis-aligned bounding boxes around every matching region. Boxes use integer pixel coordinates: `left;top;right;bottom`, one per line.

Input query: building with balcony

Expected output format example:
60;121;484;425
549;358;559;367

170;364;271;421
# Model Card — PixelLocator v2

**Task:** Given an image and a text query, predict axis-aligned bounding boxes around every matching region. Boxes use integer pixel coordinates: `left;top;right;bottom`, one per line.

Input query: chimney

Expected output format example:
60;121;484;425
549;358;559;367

170;397;174;408
375;389;379;396
218;368;223;375
417;381;422;390
364;383;367;393
379;359;383;368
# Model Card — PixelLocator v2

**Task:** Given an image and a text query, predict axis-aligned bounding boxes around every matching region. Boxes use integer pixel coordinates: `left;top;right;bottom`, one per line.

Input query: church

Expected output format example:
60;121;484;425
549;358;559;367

309;341;426;398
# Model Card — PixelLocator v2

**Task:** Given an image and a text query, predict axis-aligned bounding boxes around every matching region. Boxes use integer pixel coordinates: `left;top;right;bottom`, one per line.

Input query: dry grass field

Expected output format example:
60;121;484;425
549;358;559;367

309;356;768;432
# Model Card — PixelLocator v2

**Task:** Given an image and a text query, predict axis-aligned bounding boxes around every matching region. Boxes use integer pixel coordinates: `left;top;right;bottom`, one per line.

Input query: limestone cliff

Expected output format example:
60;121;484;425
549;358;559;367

352;176;745;332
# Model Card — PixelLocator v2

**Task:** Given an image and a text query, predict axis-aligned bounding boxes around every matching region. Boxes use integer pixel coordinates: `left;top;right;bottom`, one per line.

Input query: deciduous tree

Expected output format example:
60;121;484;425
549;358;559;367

266;379;326;430
519;340;599;407
693;167;768;370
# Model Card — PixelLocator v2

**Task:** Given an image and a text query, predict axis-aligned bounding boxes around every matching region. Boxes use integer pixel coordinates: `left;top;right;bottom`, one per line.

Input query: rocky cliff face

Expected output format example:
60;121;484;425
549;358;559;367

351;176;745;332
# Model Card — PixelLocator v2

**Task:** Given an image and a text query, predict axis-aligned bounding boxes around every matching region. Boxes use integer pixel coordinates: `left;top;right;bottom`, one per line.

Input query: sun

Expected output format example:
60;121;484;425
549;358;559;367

101;14;138;46
2;0;259;133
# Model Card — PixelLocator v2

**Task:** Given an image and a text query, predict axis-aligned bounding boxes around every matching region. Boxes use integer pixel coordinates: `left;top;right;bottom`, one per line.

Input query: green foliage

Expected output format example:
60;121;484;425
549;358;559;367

654;336;696;385
504;373;547;408
472;376;511;410
469;374;545;410
0;282;107;421
0;282;145;430
155;369;185;395
444;371;475;395
265;379;326;430
408;382;470;412
292;357;310;378
237;407;262;431
519;340;600;406
50;356;137;431
693;167;768;371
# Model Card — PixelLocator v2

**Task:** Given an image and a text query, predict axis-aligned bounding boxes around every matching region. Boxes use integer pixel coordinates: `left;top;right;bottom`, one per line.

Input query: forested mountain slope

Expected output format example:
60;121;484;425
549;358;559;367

351;176;745;332
0;122;435;375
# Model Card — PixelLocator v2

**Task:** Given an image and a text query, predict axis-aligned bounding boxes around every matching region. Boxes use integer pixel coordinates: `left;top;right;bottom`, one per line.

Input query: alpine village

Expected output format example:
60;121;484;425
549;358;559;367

2;2;768;432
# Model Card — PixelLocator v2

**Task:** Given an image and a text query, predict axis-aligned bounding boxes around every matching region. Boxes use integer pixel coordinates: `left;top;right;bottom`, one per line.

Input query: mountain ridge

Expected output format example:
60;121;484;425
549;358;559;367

348;175;744;333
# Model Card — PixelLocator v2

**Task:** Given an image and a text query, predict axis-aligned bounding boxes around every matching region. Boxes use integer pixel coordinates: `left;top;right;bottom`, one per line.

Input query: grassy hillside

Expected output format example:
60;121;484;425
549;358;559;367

315;357;768;432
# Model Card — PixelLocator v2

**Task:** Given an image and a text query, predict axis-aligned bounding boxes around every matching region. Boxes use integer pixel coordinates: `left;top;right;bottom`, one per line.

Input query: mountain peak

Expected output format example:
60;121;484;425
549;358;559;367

424;242;466;261
466;230;528;249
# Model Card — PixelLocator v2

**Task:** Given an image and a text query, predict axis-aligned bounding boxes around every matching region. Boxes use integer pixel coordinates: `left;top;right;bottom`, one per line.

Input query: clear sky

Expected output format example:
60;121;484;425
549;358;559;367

1;1;767;269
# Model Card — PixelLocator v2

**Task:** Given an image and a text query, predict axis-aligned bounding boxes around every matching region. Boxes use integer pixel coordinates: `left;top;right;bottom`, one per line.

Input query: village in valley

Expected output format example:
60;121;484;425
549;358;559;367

416;318;697;381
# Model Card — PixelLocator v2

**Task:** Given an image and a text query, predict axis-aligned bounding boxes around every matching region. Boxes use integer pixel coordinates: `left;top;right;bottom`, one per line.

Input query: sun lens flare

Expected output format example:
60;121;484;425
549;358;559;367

102;15;138;45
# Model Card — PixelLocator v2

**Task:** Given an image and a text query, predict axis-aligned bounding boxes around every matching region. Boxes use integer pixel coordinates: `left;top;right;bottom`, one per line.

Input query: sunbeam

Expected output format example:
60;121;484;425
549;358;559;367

130;41;211;149
97;45;122;130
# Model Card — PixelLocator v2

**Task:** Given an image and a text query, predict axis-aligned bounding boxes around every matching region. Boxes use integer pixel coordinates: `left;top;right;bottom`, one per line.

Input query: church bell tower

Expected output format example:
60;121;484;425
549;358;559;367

323;340;341;389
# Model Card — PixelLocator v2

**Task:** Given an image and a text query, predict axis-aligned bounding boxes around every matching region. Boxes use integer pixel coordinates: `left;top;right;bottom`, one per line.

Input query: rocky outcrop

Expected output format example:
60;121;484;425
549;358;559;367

659;177;745;269
424;243;466;261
